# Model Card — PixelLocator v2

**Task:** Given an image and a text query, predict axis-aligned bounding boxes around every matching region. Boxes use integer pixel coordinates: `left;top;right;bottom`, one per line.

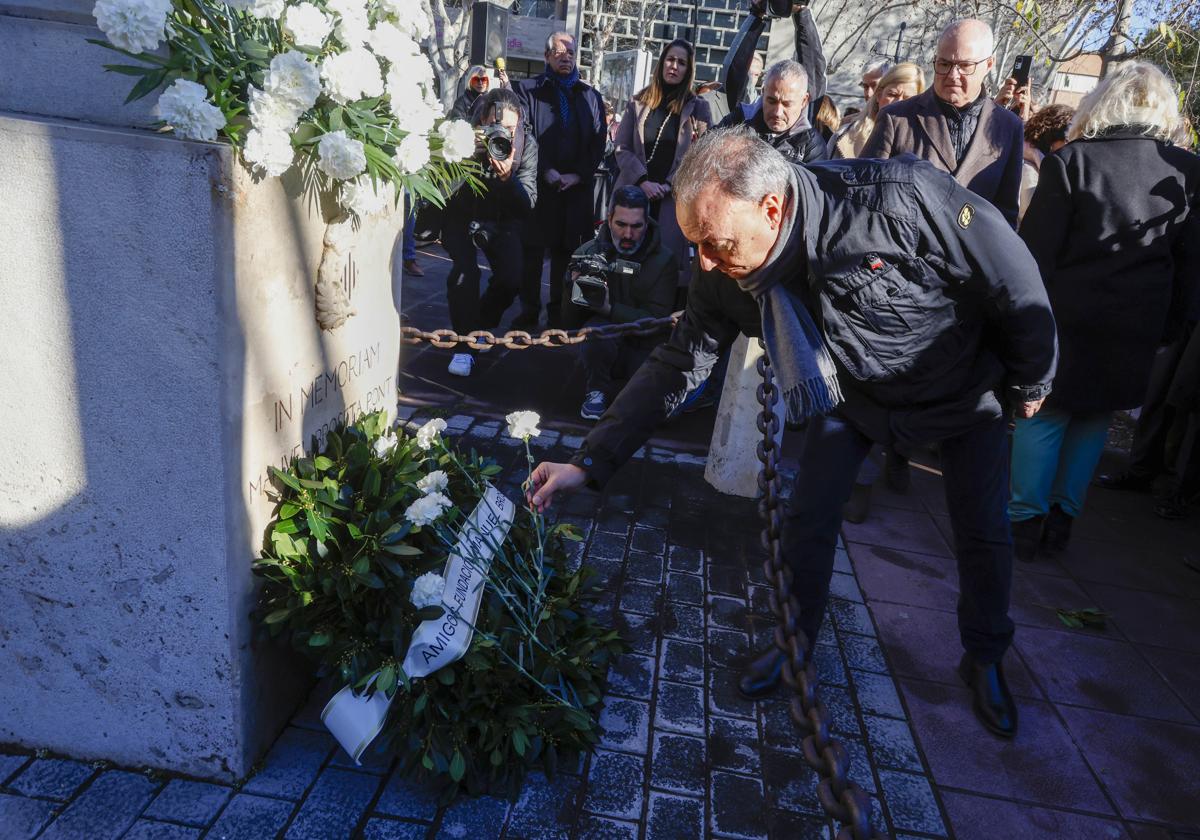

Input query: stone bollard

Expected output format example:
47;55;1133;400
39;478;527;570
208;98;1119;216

704;335;786;498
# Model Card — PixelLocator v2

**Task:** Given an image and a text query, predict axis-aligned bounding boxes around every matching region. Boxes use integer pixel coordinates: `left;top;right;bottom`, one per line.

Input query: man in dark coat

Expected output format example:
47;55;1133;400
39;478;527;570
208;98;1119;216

527;127;1058;738
515;31;607;329
862;19;1024;228
722;1;827;117
718;60;828;164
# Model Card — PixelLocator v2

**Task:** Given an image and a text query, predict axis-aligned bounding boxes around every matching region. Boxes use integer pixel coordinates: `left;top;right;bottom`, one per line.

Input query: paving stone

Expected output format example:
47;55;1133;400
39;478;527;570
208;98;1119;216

374;770;440;820
827;599;876;637
284;766;382;839
122;820;202;839
625;550;665;583
660;639;705;685
708;595;749;630
708;716;761;775
587;591;617;620
840;634;889;675
619;580;661;615
707;563;748;598
862;715;923;773
241;726;334;799
560;433;585;449
361;817;429;839
760;701;804;754
143;779;233;826
747;586;773;618
655;681;705;735
564;491;600;517
650;732;706;796
761;750;822;816
606;653;654;700
575;815;639;839
583;751;644;821
940;790;1129;840
841;736;877;795
207;794;295;840
0;754;30;786
811;643;848;687
438;793;508;839
587;530;627;560
598;697;650;754
39;770;158;840
446;414;475;432
638;506;671;530
0;791;57;840
631;526;667;556
646;792;704;839
661;601;705;643
767;809;832;840
833;547;853;575
329;742;394;775
668;546;703;574
666;571;704;605
583;556;622;588
8;758;94;800
614;612;658;657
849;670;906;719
710;771;768;839
708;668;756;721
828;572;864;603
707;628;750;669
506;771;581;839
877;770;945;835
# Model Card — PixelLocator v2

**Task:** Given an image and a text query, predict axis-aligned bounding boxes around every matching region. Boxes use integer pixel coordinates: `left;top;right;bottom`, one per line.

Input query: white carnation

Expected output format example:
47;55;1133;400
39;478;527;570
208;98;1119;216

367;21;420;64
227;0;285;19
248;86;303;133
414;418;447;450
416;469;449;495
328;0;371;47
383;1;431;42
282;2;332;48
506;410;541;441
242;128;295;176
388;75;437;136
93;0;172;54
265;51;322;114
404;492;452;528
343;176;396;217
154;80;226;142
372;431;398;458
393;132;430;175
386;52;436;96
321;48;384;104
438;119;475;164
410;571;446;608
317;130;367;180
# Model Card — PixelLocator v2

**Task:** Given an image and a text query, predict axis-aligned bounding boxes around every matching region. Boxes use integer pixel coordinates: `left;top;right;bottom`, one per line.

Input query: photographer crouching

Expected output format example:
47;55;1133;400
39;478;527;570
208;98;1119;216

442;89;538;378
562;186;679;420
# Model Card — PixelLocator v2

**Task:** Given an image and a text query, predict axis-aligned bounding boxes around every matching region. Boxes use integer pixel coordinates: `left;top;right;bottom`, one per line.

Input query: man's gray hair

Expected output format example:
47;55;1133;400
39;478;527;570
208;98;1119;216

545;30;574;51
673;126;793;209
763;59;808;90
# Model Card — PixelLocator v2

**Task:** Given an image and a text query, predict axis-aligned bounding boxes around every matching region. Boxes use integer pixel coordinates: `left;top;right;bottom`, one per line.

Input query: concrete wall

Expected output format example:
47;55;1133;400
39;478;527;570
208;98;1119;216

0;1;404;780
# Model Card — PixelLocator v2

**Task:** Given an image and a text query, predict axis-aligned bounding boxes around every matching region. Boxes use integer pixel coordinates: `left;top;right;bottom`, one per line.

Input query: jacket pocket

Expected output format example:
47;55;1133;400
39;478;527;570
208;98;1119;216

820;256;956;382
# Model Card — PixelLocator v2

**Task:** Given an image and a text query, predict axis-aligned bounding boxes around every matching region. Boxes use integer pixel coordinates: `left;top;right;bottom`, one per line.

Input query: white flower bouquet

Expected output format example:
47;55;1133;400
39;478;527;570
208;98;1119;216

90;0;477;218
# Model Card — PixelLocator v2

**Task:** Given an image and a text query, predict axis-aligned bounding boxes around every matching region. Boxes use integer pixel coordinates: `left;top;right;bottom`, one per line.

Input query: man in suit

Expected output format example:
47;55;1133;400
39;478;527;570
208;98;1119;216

862;18;1024;228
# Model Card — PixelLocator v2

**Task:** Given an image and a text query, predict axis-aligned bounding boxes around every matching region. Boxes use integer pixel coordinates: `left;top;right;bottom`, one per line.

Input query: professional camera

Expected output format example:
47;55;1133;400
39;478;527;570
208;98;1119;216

568;253;639;311
475;123;513;161
756;0;801;18
467;220;499;250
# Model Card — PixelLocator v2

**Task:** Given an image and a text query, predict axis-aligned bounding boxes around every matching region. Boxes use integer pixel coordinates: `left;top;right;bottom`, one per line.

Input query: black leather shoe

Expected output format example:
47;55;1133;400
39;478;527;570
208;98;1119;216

884;453;911;494
842;483;873;524
1094;469;1154;492
737;646;787;700
1011;515;1044;563
1041;505;1073;554
958;654;1018;738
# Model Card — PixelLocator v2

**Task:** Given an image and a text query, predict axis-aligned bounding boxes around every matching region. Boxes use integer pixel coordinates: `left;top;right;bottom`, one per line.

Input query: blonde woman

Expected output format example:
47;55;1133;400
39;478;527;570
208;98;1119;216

1011;61;1200;559
614;39;712;292
830;63;926;159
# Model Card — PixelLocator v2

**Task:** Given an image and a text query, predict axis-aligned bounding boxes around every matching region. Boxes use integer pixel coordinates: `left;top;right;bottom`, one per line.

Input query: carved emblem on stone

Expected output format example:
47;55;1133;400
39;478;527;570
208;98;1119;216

315;218;358;331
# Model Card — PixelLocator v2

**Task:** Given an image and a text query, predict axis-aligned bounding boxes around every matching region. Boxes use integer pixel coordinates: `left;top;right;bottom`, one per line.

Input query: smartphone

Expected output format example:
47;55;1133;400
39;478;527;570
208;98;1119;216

1010;54;1032;87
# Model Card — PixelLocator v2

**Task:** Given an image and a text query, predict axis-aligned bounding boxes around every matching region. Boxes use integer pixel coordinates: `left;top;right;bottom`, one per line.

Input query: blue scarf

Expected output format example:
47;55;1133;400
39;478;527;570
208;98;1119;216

550;67;580;127
735;169;843;423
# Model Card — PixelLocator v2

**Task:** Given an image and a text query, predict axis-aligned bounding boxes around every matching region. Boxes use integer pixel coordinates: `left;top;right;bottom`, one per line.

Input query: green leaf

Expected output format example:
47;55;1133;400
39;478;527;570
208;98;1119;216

377;555;407;577
376;665;396;695
125;68;167;103
103;63;156;76
364;465;381;498
512;727;528;757
435;667;455;685
353;555;371;575
264;608;292;624
308;632;331;646
381;544;421;556
449;749;466;782
270;467;303;492
413;693;428;714
314;455;334;471
306;510;329;542
279;502;301;519
239;39;272;61
381;521;412;545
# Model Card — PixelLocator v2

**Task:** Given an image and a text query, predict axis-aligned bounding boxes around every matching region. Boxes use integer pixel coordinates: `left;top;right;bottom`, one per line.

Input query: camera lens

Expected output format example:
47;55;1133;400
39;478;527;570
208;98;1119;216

486;135;513;160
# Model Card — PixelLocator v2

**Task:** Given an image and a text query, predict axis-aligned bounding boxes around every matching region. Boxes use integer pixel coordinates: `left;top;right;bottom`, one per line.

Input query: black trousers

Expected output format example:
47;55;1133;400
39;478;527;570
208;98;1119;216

581;334;655;397
442;220;523;338
783;412;1014;663
520;243;573;324
1128;337;1190;476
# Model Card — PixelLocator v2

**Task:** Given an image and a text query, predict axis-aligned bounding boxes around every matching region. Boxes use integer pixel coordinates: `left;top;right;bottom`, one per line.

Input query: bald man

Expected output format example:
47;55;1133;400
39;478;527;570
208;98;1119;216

861;19;1024;227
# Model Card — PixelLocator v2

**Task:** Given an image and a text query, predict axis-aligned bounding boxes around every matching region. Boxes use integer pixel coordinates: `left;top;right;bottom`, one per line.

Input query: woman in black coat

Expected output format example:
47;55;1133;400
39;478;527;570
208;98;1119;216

1010;61;1200;559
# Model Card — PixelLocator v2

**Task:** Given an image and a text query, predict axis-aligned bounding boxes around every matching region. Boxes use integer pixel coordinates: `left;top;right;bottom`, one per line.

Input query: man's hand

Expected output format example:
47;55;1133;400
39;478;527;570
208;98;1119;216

640;181;667;200
1013;84;1032;120
545;168;562;187
527;462;587;512
1017;397;1045;419
995;77;1017;107
558;173;582;191
489;151;514;181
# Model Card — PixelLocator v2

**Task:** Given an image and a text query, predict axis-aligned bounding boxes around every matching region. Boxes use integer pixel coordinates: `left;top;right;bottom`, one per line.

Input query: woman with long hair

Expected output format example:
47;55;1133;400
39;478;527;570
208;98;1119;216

830;62;925;159
1011;61;1200;559
613;39;712;292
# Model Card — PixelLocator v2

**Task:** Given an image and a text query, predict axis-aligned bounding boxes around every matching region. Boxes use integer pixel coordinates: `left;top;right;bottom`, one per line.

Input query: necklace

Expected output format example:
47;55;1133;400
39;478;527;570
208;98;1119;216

646;106;674;173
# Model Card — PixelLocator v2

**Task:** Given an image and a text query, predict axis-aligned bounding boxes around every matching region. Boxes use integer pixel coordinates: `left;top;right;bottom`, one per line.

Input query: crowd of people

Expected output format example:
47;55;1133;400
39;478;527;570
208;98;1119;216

418;4;1199;740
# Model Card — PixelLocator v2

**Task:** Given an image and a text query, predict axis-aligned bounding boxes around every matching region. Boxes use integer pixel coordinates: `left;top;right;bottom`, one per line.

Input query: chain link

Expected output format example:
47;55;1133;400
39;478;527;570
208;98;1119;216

396;322;885;837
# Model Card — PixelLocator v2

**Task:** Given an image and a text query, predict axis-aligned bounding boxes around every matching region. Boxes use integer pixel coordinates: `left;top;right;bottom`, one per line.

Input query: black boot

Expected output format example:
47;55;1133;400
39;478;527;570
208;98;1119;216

958;654;1018;738
1041;505;1073;554
884;452;911;494
842;483;873;524
1011;515;1044;563
1093;469;1154;492
737;646;786;700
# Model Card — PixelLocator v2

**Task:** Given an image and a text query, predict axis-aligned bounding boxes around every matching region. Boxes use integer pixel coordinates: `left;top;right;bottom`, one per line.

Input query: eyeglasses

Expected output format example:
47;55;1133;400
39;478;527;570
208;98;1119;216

933;57;989;76
549;48;575;58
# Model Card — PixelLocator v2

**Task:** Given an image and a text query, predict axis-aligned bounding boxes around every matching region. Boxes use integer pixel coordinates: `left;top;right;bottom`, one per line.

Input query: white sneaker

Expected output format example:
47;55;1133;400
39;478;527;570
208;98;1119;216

447;353;474;377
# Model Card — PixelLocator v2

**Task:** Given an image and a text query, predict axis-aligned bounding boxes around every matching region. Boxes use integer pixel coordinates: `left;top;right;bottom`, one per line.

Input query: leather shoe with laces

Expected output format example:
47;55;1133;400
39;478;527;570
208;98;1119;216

1094;469;1154;492
958;654;1018;738
737;645;787;700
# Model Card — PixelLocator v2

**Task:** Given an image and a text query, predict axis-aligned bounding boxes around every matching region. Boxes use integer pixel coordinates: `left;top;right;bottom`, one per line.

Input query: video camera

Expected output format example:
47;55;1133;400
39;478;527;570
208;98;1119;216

467;220;499;250
568;253;639;311
475;124;513;162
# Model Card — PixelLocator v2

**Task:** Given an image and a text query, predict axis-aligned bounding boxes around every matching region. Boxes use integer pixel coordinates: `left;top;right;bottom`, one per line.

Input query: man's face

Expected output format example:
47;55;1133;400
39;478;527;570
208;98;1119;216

860;68;883;101
762;75;809;134
546;35;576;76
933;33;993;107
677;184;784;280
609;205;648;254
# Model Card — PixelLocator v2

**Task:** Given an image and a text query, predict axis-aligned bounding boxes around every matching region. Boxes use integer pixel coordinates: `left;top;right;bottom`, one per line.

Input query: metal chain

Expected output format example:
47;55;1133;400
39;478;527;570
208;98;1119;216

398;321;884;837
756;339;886;839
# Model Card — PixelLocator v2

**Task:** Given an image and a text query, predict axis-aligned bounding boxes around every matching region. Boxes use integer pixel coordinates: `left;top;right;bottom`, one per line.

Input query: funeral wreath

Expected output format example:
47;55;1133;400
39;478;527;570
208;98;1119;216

252;411;624;798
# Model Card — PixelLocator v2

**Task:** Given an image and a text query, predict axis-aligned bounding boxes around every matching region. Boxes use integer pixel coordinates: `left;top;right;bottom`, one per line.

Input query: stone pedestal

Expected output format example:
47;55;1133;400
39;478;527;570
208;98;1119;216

704;336;786;498
0;0;405;780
